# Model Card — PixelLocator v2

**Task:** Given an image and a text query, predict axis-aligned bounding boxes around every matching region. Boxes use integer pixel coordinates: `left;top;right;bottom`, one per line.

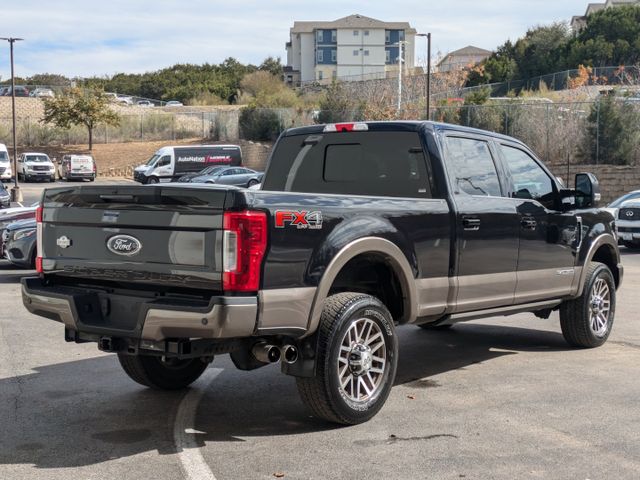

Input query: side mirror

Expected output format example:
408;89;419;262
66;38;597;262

575;172;601;208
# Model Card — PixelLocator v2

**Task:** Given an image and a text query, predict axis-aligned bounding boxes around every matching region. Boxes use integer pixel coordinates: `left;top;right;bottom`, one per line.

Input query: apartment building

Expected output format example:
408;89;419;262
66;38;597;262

285;14;417;85
571;0;640;30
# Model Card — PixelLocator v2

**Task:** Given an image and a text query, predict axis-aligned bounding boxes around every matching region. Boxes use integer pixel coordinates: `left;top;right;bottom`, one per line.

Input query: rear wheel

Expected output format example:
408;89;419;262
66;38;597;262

117;354;209;390
247;179;259;187
296;292;398;425
559;262;615;348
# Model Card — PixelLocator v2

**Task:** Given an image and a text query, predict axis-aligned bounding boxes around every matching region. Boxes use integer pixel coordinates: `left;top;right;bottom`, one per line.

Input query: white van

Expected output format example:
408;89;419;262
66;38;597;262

58;154;96;181
133;145;242;184
0;144;12;182
17;152;56;182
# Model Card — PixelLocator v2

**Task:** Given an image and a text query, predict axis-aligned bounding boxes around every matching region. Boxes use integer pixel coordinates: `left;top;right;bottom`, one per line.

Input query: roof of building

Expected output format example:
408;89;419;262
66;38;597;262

290;14;415;34
444;45;493;57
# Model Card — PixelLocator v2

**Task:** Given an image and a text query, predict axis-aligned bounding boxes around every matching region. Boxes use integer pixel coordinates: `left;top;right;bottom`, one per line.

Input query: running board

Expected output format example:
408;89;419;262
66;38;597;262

437;300;563;326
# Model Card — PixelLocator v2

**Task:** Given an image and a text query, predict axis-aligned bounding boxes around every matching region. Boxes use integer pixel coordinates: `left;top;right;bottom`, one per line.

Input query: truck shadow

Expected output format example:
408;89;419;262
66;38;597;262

0;324;570;469
0;261;31;284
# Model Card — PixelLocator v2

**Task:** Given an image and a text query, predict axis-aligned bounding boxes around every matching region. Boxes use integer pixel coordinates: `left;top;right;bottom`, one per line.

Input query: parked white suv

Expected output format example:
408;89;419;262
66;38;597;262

0;144;12;182
17;152;56;182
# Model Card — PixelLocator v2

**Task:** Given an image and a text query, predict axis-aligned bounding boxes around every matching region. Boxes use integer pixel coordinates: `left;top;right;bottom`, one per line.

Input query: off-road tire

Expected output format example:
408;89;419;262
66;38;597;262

559;262;615;348
296;292;398;425
117;354;208;390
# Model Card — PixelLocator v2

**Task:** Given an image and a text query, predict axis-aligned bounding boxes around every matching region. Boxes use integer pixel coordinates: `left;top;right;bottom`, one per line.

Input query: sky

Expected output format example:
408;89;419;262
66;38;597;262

0;0;591;80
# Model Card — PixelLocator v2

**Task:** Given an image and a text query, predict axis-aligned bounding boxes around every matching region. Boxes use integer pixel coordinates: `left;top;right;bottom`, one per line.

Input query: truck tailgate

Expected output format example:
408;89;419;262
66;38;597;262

41;185;228;291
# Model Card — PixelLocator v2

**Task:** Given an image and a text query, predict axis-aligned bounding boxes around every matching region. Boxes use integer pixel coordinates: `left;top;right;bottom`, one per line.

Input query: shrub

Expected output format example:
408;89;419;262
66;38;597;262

239;107;282;141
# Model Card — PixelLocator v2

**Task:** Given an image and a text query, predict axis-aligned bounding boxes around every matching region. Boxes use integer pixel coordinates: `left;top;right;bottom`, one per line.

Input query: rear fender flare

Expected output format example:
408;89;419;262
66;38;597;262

303;237;417;337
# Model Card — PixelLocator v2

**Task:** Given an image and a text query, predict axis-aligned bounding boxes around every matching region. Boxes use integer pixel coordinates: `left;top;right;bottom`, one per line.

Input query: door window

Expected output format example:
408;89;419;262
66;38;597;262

500;145;554;208
444;137;501;197
157;156;171;167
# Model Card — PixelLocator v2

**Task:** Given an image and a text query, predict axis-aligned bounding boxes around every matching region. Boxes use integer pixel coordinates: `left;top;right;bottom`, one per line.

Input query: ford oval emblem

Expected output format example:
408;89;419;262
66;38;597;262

106;234;142;256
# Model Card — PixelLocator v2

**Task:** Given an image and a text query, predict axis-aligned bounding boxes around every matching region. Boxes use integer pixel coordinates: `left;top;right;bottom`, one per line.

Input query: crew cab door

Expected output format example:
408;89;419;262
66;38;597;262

496;142;577;302
443;135;520;312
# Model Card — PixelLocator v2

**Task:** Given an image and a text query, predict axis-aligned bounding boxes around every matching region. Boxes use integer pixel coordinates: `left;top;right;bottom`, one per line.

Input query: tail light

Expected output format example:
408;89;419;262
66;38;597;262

222;211;267;292
35;204;43;274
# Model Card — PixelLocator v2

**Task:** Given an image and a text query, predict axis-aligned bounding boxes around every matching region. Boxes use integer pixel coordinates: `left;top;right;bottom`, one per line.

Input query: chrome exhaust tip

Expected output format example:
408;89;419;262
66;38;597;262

281;344;298;364
252;343;281;364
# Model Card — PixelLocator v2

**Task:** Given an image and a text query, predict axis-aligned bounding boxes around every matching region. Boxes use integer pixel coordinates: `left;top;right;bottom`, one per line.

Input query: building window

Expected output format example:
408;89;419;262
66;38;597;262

385;30;390;43
353;30;359;36
364;30;370;36
353;50;359;56
385;50;391;63
364;50;370;56
318;71;323;80
331;49;337;63
331;30;337;42
317;30;323;42
399;30;405;41
332;70;337;79
317;50;323;62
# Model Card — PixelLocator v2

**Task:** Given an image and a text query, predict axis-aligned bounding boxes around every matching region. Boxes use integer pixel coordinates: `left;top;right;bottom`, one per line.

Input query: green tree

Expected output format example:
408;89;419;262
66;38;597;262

42;88;120;150
580;94;640;165
258;57;284;77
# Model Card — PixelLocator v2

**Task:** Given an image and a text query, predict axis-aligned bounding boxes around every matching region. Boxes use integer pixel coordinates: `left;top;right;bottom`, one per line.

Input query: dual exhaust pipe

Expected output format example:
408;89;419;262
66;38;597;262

252;342;298;364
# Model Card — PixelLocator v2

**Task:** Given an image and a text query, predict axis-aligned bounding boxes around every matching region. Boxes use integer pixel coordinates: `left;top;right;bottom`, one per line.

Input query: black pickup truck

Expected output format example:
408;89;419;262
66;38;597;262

22;121;622;425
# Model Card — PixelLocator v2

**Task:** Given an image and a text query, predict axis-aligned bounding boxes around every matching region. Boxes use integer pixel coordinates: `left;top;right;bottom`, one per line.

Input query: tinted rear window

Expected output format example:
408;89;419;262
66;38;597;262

263;131;432;198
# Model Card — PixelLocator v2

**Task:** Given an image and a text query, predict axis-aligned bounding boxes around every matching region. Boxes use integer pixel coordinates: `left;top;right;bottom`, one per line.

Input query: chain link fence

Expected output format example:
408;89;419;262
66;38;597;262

1;99;639;169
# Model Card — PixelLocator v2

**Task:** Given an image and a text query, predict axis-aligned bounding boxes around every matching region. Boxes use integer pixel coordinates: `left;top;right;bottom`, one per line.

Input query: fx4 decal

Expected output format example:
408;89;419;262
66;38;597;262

275;210;323;229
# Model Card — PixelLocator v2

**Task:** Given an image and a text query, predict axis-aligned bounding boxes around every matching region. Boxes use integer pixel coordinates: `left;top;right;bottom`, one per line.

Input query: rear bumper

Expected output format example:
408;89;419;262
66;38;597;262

21;277;258;341
66;173;95;179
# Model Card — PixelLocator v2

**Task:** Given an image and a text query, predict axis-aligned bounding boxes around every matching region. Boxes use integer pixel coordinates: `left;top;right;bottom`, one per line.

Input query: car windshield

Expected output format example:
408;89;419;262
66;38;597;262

609;192;640;208
0;152;8;162
25;155;49;163
145;154;160;166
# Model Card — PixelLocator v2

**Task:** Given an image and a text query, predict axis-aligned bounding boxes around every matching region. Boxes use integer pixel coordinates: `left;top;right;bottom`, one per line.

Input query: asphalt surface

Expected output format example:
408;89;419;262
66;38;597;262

1;183;639;479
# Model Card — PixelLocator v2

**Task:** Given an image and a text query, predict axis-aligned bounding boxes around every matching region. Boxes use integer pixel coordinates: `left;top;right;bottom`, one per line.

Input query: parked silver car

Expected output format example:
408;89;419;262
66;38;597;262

189;167;264;187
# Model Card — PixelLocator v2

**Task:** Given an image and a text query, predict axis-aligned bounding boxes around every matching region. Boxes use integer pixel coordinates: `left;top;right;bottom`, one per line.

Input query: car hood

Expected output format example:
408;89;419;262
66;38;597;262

6;218;36;232
0;206;36;218
135;165;151;172
0;189;9;198
24;161;53;167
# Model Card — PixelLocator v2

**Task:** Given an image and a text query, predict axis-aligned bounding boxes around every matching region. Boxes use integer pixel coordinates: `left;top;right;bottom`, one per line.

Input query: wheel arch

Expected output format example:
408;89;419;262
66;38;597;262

574;233;622;297
303;237;417;337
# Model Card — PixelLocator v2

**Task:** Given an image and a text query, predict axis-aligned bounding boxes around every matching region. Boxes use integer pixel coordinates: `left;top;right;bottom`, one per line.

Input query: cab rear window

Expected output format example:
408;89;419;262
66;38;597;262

263;131;433;198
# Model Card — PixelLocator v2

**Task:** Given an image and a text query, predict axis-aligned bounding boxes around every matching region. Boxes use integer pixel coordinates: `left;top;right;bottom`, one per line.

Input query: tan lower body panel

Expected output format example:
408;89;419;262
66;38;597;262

142;301;257;341
258;287;316;333
452;272;517;313
416;277;449;317
22;284;77;329
515;267;578;304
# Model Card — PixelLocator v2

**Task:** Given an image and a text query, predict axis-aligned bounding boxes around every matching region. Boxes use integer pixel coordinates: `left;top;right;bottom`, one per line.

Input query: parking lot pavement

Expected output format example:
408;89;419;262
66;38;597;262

1;252;640;479
3;177;135;206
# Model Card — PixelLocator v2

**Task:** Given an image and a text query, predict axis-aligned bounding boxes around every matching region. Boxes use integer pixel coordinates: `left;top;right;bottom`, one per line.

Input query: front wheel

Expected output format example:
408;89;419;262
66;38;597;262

296;292;398;425
559;262;615;348
117;354;209;390
146;176;159;185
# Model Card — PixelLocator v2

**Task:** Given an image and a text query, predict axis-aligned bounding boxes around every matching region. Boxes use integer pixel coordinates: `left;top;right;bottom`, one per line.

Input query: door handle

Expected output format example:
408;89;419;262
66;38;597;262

462;217;481;231
521;217;537;230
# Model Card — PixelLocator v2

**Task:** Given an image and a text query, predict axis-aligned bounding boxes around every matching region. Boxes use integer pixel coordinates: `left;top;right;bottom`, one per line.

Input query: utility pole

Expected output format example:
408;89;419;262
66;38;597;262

1;37;24;203
417;33;432;120
396;41;406;112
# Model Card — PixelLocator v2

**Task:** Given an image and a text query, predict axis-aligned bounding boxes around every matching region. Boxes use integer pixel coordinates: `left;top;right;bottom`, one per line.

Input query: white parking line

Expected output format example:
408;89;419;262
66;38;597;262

174;367;222;480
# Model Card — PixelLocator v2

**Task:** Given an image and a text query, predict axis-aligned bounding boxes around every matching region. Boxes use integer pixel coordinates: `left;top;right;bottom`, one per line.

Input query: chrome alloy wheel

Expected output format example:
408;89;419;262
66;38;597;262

337;318;387;403
589;277;611;338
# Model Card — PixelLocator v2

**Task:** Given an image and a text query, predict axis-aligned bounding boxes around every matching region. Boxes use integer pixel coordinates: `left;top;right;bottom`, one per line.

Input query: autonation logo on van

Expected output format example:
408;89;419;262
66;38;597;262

176;155;232;164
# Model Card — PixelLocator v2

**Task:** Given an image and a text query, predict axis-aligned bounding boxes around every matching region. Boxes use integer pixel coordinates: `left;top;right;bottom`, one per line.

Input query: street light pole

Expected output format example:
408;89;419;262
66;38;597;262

1;37;24;203
396;41;406;112
417;33;432;120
